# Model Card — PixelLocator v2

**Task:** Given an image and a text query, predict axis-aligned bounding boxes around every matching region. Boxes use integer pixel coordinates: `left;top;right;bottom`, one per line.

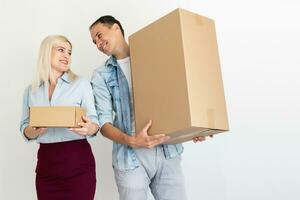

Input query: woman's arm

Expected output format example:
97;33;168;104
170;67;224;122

69;79;99;136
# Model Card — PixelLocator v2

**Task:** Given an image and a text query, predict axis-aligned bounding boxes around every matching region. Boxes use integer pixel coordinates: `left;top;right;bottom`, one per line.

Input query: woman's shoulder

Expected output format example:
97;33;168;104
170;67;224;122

23;84;33;94
22;83;37;98
73;76;91;87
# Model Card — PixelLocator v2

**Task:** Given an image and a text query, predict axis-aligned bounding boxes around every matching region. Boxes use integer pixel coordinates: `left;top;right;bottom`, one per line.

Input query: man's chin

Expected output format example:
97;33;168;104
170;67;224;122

99;48;109;55
104;51;112;56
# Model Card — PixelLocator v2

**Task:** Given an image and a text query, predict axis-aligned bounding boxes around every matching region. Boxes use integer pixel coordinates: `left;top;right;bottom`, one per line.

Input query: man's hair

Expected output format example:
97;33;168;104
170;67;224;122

89;15;124;37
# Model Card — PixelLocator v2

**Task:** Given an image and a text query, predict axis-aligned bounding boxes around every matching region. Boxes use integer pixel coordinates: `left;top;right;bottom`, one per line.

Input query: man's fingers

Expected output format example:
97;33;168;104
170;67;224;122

149;137;169;147
192;136;207;143
148;134;168;141
148;135;170;144
150;134;166;138
142;120;152;132
159;136;170;143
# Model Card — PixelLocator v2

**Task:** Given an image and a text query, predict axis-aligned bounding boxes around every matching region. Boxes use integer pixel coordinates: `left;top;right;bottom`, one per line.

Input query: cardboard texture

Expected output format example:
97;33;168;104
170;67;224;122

129;8;229;144
29;106;86;128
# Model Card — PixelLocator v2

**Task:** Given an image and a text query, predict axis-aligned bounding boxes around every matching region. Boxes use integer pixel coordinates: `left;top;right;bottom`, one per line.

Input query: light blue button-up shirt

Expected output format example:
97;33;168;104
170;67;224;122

20;72;99;143
91;56;183;171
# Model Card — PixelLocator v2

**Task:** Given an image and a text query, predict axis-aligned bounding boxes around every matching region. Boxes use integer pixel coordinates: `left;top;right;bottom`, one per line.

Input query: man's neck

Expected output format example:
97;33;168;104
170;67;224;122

114;40;130;60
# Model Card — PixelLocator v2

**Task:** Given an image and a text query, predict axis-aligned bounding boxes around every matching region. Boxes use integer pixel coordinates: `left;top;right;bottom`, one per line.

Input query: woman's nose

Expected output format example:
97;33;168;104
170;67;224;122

64;52;70;58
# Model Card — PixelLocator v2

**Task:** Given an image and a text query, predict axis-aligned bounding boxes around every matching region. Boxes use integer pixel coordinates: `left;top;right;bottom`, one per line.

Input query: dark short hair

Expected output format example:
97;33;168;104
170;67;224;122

89;15;124;37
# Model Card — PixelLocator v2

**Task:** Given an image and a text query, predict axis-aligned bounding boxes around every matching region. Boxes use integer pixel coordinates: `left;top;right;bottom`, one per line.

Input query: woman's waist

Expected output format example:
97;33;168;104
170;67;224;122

37;128;86;144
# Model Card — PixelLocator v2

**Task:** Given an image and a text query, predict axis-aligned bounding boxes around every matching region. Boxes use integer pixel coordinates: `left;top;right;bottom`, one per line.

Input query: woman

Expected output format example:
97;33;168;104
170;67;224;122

20;35;99;200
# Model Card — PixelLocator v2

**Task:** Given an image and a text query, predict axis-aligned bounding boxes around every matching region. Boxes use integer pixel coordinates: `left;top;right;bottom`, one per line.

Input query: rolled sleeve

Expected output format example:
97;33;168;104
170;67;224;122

91;69;114;129
19;86;34;142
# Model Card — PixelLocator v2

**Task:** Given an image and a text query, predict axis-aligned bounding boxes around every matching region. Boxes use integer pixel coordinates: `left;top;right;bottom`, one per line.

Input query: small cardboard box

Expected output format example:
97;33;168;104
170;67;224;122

29;106;86;128
129;8;229;144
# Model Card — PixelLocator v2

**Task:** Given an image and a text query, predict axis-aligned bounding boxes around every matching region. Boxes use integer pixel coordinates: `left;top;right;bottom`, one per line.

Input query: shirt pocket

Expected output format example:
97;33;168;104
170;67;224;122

107;79;120;100
107;79;121;112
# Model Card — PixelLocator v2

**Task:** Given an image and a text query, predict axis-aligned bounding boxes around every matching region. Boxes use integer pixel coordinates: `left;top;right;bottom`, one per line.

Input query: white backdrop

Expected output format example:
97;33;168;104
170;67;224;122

1;0;300;199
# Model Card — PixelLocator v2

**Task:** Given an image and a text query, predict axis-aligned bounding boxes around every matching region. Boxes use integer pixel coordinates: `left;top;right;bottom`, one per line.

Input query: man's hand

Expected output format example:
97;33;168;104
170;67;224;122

69;116;99;136
130;120;170;149
192;135;214;143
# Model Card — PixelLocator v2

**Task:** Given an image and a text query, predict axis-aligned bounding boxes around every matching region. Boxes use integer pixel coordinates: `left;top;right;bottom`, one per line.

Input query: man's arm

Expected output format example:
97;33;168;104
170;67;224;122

91;69;168;149
101;120;169;148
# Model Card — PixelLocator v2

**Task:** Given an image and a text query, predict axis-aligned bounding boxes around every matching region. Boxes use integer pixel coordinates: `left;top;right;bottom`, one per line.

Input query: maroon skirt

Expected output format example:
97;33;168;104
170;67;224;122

35;139;96;200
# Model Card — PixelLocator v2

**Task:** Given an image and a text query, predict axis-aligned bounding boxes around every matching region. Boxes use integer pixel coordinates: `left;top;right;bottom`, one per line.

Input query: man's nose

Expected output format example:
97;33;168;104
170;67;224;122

96;40;103;49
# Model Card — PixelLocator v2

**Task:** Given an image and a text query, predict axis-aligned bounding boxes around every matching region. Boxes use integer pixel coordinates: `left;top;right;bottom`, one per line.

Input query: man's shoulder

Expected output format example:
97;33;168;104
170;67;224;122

91;61;114;82
93;57;116;74
93;64;111;75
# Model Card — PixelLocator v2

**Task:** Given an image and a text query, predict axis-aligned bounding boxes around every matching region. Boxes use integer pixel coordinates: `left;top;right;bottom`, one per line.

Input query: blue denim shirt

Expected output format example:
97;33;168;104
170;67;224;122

20;72;99;143
91;56;183;171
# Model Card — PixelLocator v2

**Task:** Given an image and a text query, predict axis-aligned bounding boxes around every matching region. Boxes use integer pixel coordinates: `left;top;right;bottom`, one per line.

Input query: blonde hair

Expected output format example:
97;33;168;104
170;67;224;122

32;35;77;91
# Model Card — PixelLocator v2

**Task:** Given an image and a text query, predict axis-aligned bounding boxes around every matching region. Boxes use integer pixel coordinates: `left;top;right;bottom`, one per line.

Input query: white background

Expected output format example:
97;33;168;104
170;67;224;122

1;0;300;199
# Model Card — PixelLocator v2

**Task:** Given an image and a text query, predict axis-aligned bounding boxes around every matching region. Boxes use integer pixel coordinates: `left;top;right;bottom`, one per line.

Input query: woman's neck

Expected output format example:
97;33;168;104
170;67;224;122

49;71;64;85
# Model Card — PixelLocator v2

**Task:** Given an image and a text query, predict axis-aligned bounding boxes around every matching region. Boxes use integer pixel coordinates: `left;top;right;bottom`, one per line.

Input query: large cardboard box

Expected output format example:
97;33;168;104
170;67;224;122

29;106;86;128
129;8;229;144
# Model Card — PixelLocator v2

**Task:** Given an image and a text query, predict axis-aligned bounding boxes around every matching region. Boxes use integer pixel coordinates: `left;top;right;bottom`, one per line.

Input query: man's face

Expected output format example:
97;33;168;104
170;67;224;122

90;23;119;56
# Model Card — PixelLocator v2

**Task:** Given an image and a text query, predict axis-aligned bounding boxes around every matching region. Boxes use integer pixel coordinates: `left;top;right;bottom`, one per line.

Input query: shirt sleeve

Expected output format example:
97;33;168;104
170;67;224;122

79;79;99;138
91;69;114;129
19;86;34;142
80;79;99;125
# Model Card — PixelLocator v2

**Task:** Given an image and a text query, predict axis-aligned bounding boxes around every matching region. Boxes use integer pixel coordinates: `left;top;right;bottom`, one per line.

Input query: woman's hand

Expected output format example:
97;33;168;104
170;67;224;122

24;127;47;140
69;116;99;136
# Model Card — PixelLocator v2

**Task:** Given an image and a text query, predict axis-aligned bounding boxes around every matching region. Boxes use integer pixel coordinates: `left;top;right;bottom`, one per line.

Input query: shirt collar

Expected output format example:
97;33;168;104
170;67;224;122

60;72;71;84
37;72;71;88
105;56;119;68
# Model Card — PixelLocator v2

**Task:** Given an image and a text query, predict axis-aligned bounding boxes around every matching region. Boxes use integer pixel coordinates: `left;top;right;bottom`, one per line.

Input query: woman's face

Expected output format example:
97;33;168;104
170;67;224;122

51;41;72;74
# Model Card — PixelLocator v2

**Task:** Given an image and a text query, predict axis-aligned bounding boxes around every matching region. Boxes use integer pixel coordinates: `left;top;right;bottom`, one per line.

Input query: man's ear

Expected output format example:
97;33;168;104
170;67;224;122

112;23;120;31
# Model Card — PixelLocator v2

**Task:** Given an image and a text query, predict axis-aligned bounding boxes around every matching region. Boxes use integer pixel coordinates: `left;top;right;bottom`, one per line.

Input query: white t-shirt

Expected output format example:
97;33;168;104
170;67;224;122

117;57;132;95
117;57;135;132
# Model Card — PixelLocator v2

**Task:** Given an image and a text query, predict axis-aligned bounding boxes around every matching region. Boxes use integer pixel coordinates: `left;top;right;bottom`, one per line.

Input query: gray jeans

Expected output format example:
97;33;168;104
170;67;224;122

113;146;187;200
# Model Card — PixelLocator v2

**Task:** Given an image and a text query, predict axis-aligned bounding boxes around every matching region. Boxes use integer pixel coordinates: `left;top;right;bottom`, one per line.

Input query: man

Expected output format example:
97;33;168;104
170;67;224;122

90;15;208;200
